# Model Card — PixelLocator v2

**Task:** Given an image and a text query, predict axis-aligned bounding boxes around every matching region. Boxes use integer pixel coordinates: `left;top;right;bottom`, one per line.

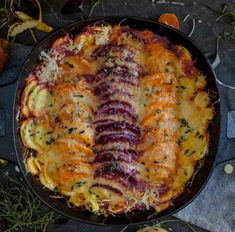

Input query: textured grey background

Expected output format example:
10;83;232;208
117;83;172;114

0;0;235;231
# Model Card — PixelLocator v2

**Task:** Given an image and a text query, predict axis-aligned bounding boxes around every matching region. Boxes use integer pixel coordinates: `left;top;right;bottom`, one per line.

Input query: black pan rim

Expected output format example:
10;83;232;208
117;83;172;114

12;16;220;226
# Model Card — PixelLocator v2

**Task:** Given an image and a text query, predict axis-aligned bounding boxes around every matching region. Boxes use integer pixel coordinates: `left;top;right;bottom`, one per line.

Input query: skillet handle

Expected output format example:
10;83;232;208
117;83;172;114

203;53;235;167
215;111;235;167
0;81;18;163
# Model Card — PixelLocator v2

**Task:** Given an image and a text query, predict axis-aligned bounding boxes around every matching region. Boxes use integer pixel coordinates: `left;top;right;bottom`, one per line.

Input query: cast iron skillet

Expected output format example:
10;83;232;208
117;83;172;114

0;17;220;225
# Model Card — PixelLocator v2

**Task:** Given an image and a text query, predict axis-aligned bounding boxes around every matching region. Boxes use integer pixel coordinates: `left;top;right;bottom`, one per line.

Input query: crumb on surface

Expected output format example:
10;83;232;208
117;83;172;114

224;164;234;174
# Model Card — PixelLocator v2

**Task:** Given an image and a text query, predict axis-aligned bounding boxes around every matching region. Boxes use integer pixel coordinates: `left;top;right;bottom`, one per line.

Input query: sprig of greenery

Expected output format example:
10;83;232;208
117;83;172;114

201;3;235;73
211;4;235;40
0;0;21;30
0;171;54;232
216;5;235;40
201;3;235;41
220;25;235;39
216;11;235;23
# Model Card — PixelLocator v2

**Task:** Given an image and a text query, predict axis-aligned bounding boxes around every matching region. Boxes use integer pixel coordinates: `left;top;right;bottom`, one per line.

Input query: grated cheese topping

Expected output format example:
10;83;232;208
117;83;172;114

94;26;112;45
37;50;62;84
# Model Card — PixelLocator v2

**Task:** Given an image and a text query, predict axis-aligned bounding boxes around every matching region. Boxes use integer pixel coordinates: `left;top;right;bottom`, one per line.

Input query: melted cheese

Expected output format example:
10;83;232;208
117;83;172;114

94;26;112;45
20;25;214;215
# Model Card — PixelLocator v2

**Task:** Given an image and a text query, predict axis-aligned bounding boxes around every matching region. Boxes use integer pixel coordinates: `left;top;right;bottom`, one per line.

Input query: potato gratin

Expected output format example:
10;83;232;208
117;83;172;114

20;25;214;215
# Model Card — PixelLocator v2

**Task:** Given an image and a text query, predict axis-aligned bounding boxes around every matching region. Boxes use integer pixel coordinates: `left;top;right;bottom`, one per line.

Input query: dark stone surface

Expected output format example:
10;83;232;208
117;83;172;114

228;111;235;139
0;0;235;231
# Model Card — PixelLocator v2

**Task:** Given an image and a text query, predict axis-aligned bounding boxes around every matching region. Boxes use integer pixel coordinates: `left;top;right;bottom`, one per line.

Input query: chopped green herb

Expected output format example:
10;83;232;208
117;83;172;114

167;79;173;84
126;195;133;201
45;136;59;145
64;62;74;68
45;131;53;135
189;150;196;156
73;181;86;188
110;161;118;171
79;130;85;134
178;136;186;144
73;94;84;98
196;131;204;139
114;144;121;150
185;129;191;134
68;128;76;134
180;118;190;128
85;143;91;147
88;188;99;198
92;147;98;153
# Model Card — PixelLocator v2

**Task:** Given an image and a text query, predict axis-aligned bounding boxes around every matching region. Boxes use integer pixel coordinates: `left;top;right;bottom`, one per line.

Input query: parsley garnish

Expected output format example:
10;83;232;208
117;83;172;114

180;118;190;128
73;182;86;188
45;135;59;145
45;131;53;135
110;161;118;171
64;62;74;68
68;128;76;134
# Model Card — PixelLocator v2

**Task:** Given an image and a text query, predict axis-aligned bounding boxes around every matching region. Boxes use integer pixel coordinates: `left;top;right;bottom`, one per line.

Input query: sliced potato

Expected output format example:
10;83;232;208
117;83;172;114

33;125;58;149
39;170;57;190
20;119;40;151
43;161;58;190
20;77;38;117
33;87;53;117
27;85;41;114
26;156;41;174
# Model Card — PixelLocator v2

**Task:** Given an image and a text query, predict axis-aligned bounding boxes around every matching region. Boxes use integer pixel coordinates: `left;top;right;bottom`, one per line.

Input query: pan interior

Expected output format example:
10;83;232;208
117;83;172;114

13;17;220;225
